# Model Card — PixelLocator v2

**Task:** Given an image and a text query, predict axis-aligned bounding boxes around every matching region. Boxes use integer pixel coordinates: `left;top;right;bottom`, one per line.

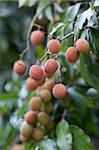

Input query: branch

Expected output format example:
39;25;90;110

20;2;51;60
26;2;51;49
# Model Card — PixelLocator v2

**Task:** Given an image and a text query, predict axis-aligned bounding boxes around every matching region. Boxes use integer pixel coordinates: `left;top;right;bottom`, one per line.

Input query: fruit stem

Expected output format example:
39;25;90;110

19;48;28;60
36;51;52;64
60;31;74;41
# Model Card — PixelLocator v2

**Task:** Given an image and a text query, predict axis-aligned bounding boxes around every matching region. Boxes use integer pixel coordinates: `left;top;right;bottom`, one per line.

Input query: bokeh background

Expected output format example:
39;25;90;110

0;0;99;150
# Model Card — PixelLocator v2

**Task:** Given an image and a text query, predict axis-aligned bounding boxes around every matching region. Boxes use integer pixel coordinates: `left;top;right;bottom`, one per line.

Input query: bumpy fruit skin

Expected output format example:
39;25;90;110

35;79;45;86
24;111;37;125
39;89;52;103
32;128;44;141
20;122;33;137
13;60;26;75
75;38;90;52
20;134;30;142
44;59;58;76
52;83;67;99
30;30;44;45
42;78;55;90
29;65;43;80
26;77;38;91
34;67;46;86
29;96;42;111
65;47;80;63
37;112;50;126
47;39;61;54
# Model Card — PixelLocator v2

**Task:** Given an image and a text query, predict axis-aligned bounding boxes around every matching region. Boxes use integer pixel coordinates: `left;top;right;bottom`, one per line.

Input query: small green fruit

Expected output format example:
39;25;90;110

20;122;33;137
39;89;52;103
32;128;44;141
37;112;50;126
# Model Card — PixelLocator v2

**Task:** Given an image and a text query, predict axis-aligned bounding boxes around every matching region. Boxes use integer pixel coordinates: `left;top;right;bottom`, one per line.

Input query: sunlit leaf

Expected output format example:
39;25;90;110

38;139;57;150
94;0;99;7
56;120;72;150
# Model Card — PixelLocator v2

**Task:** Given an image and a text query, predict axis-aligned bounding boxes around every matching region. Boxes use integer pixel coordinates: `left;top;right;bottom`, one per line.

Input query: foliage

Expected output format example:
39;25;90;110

0;0;99;150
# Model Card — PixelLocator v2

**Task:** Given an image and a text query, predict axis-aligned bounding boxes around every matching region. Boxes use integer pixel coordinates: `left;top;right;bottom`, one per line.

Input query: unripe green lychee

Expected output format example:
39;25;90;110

29;96;42;111
37;112;50;126
39;89;52;103
41;102;53;113
46;119;54;131
20;122;33;137
42;78;55;91
32;128;44;141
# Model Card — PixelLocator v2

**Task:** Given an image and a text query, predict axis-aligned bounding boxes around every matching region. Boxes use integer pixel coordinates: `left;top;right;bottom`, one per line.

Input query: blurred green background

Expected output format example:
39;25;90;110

0;0;99;150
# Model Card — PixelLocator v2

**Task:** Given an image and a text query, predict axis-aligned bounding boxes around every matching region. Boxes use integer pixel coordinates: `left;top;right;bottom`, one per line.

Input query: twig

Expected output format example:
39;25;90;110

44;31;58;39
61;109;67;120
19;48;28;59
60;31;74;41
20;2;51;60
26;2;51;48
36;51;52;65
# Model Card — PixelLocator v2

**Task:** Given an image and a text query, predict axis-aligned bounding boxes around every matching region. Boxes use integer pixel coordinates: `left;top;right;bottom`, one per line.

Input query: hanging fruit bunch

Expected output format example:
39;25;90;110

13;24;90;143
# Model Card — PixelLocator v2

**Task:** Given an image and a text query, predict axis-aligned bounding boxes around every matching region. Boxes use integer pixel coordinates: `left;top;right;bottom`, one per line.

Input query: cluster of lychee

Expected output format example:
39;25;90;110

13;29;90;142
66;38;90;63
20;87;54;142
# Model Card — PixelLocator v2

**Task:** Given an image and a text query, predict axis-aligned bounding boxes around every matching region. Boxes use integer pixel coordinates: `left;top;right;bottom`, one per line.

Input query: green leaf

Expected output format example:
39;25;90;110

75;8;94;32
18;0;29;7
24;141;36;150
54;3;63;13
29;0;38;7
36;0;51;16
36;45;44;59
38;139;57;150
0;92;18;100
68;86;95;108
56;120;72;150
66;3;80;20
94;0;99;7
70;125;93;150
45;6;53;21
59;52;72;85
0;124;16;149
50;22;64;35
80;54;99;92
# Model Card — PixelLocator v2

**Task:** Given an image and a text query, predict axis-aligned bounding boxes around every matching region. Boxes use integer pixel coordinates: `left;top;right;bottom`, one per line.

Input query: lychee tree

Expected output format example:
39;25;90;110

0;0;99;150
